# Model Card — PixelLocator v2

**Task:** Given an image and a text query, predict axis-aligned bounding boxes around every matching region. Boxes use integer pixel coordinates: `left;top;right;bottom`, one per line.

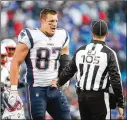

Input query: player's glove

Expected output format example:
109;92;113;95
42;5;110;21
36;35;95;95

8;85;22;112
2;85;25;119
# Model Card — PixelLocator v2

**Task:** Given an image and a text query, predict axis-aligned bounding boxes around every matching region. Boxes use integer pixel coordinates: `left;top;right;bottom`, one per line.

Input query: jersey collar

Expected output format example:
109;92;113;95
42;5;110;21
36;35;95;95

91;39;106;45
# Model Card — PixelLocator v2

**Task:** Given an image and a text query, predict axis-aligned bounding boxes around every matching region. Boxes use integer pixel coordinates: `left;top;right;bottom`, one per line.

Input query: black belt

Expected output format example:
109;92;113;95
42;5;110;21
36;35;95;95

76;87;109;94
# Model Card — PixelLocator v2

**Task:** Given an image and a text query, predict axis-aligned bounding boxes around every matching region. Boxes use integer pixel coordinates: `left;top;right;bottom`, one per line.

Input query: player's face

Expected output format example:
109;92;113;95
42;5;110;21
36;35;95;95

6;47;16;57
1;54;7;65
42;14;58;36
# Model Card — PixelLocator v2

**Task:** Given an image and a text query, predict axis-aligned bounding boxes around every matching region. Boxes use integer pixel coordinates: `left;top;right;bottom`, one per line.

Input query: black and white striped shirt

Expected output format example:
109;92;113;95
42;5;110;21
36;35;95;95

58;39;124;108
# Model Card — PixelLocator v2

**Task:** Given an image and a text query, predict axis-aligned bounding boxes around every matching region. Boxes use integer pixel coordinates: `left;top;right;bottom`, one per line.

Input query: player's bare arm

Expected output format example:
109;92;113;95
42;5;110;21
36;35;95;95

10;43;29;87
61;45;69;55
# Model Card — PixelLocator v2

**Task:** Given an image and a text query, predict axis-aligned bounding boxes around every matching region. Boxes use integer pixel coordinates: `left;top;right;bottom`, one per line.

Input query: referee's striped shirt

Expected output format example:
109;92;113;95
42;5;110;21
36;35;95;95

58;39;124;108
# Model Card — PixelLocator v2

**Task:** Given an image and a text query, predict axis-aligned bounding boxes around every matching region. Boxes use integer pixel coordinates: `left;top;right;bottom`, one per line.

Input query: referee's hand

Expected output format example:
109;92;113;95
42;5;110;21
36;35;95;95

117;107;124;120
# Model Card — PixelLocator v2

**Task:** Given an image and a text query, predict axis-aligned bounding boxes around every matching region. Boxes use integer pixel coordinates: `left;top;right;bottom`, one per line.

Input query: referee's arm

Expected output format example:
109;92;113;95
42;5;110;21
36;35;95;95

57;55;77;86
108;51;124;108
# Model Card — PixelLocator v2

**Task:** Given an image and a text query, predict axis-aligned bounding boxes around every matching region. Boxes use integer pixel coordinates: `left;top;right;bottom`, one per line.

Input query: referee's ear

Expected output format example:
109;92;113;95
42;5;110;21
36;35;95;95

91;32;95;37
105;32;108;37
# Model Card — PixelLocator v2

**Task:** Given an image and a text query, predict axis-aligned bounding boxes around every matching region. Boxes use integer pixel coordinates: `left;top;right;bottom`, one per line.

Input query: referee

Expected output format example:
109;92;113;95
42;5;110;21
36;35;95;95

56;20;124;120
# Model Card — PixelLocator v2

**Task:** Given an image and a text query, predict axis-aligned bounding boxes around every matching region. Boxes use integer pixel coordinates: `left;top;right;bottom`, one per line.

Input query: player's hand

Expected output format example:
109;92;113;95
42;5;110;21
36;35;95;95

117;107;124;120
51;80;57;88
51;80;62;90
8;90;23;111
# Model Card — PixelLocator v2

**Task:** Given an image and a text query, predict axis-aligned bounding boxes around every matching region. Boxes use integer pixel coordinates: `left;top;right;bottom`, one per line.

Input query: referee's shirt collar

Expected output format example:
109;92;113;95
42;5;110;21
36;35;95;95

91;39;106;45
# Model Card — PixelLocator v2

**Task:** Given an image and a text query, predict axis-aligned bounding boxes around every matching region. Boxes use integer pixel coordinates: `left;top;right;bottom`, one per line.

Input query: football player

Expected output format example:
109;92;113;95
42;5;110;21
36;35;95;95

1;45;10;87
9;8;71;120
1;39;16;72
1;38;26;86
1;45;25;119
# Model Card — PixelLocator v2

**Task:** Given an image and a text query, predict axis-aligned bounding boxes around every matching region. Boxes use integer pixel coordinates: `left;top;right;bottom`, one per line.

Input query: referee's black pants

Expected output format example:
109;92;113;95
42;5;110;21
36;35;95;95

77;90;111;120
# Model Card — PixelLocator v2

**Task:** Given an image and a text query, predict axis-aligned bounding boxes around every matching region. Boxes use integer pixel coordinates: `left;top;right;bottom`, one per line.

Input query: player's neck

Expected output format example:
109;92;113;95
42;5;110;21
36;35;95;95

93;36;106;42
39;28;53;37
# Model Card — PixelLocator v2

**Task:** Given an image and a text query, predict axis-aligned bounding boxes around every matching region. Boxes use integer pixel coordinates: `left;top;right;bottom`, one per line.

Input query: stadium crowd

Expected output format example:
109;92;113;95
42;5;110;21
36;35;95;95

1;1;126;119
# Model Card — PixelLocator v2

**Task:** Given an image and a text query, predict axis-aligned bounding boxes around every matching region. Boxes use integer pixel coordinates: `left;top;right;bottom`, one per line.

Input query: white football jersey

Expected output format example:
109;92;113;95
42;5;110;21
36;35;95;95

5;57;26;84
5;61;11;72
1;65;10;87
18;28;70;87
7;57;13;63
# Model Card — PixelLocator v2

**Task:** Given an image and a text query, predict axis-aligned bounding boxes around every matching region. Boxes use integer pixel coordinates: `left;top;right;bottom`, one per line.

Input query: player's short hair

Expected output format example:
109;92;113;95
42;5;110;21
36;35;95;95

40;8;57;20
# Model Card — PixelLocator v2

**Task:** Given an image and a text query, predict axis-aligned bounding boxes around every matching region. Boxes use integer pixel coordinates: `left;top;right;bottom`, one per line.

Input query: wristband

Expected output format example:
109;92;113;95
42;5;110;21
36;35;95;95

11;85;18;91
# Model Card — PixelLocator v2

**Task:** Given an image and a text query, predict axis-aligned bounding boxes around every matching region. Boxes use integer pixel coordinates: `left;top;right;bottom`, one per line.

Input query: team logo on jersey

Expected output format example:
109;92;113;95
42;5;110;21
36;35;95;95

47;43;54;46
20;32;26;39
35;93;39;97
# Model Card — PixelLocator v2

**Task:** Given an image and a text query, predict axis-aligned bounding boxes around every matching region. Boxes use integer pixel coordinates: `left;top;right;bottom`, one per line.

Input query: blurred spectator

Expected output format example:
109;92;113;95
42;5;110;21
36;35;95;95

13;20;24;37
98;10;107;20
